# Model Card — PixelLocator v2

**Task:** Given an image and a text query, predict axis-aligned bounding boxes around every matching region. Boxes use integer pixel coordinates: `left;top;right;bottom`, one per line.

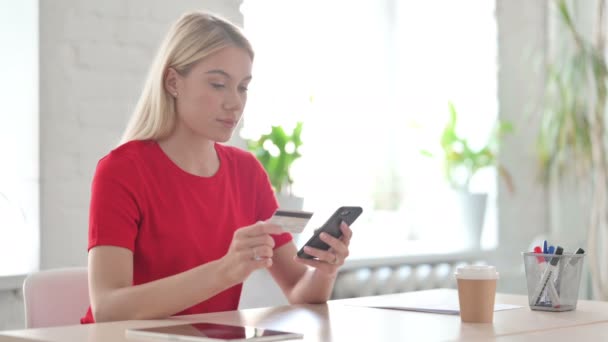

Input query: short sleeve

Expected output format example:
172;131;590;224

252;156;292;249
88;153;142;252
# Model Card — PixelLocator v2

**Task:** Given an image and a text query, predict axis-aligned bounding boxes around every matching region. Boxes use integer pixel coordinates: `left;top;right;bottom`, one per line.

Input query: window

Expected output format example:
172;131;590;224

0;0;39;276
241;0;498;257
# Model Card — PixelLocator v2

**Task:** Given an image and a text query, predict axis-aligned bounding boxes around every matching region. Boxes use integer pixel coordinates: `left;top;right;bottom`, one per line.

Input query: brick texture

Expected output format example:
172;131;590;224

39;0;244;270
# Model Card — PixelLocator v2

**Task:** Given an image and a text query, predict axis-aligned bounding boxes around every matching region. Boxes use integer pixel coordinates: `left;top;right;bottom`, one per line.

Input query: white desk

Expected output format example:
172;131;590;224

2;289;608;341
496;321;608;341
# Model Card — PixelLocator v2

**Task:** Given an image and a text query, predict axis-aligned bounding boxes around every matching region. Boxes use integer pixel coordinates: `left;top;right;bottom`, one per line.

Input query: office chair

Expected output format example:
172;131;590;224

22;267;89;328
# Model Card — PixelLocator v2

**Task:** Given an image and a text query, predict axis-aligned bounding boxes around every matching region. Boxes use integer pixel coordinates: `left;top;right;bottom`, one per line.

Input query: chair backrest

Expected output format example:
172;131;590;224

22;267;89;328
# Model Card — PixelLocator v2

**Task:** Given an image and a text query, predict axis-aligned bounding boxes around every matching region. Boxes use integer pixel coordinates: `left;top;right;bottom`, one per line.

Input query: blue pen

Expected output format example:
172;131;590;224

548;245;557;284
540;243;555;304
533;246;563;307
543;244;556;303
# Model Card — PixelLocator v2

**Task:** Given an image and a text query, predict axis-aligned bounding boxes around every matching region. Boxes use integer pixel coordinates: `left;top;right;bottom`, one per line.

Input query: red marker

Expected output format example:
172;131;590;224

534;246;544;263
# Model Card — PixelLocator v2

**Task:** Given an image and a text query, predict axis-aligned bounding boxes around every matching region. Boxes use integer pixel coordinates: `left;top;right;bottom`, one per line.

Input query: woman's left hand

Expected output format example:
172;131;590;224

294;221;352;275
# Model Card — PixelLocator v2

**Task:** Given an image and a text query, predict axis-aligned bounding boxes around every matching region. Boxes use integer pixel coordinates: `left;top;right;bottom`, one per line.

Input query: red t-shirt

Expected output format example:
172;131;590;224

81;140;292;324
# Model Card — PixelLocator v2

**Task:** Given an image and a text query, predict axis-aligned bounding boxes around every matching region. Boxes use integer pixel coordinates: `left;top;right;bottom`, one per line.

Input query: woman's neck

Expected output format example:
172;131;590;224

157;132;220;178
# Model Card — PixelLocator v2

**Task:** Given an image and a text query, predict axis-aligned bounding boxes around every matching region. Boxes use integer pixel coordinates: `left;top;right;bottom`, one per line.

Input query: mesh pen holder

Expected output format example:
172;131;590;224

522;251;585;312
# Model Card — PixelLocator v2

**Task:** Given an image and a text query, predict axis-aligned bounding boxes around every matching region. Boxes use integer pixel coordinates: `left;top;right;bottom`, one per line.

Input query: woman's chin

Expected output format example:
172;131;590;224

213;132;234;143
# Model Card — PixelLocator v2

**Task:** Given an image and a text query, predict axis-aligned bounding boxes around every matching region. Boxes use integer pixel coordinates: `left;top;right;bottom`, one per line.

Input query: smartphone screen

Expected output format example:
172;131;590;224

296;206;362;259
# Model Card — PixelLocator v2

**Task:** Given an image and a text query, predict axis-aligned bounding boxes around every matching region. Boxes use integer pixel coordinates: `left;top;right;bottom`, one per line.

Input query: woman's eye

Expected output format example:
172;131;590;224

238;86;249;93
211;83;225;89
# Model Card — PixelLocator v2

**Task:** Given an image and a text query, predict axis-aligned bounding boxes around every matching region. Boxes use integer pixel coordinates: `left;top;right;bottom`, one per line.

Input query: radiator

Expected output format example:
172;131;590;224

239;251;489;309
332;251;489;299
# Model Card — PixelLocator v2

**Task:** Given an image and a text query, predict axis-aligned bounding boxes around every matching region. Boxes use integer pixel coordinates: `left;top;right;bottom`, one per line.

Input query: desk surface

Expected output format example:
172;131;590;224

2;289;608;342
496;321;608;341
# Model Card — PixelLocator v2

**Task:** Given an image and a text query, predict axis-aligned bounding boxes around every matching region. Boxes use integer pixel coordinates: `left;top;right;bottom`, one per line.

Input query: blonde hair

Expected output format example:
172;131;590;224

120;11;254;144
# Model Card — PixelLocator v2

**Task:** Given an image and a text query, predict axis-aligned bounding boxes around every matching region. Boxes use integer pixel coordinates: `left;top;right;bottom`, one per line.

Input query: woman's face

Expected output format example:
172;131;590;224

171;46;252;143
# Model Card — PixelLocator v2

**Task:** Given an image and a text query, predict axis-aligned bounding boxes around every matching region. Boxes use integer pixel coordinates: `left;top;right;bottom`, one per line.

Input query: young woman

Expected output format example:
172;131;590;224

81;11;352;323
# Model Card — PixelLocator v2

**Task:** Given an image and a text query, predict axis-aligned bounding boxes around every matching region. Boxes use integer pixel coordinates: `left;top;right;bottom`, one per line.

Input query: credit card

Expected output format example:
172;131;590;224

267;209;313;234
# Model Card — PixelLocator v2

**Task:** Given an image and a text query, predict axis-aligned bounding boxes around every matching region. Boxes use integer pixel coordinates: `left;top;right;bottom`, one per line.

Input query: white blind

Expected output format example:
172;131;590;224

0;0;39;276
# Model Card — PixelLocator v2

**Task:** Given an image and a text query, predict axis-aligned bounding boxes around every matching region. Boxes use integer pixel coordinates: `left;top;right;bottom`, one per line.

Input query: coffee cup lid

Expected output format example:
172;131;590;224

454;265;499;280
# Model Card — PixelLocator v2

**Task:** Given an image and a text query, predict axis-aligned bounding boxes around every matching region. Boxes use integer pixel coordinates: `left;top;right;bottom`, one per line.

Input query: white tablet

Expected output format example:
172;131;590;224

125;322;303;342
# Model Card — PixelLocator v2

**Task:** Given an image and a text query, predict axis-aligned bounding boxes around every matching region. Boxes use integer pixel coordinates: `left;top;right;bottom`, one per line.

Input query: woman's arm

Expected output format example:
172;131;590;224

268;243;336;304
89;246;228;322
89;222;283;322
269;222;353;304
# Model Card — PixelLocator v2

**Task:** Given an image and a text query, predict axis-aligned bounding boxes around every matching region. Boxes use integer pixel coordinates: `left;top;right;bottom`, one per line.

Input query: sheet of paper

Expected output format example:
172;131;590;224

354;303;522;315
340;292;523;315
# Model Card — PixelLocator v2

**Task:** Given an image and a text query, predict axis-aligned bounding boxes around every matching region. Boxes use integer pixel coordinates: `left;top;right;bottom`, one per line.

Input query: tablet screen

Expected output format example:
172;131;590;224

126;322;303;342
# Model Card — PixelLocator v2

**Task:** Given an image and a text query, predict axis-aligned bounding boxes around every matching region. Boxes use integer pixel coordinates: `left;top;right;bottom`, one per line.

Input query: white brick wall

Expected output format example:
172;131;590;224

39;0;244;270
0;0;244;332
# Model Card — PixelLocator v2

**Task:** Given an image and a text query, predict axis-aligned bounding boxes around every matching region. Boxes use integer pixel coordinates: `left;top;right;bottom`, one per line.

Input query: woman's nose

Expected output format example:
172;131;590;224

223;88;245;111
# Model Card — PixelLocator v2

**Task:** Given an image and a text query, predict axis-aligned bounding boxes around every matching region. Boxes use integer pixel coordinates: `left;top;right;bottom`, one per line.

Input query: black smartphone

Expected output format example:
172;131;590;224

296;206;363;259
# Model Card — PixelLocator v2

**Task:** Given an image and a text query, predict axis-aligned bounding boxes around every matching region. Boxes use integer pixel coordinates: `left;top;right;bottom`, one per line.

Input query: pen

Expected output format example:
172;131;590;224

548;245;559;284
533;246;544;264
533;246;548;302
534;246;559;302
572;247;585;258
543;240;549;262
533;246;563;308
571;247;585;257
555;248;585;296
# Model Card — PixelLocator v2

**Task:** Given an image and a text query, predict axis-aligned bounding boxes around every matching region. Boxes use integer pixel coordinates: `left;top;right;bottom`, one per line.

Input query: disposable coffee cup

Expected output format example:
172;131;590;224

455;265;499;323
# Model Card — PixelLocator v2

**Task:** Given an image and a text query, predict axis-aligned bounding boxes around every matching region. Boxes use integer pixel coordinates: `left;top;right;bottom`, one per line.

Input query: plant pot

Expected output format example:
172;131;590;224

454;190;487;250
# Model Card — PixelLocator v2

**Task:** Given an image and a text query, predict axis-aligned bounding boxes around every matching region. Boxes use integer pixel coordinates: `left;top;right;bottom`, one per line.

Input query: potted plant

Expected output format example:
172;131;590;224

423;102;513;249
537;0;608;300
247;122;304;209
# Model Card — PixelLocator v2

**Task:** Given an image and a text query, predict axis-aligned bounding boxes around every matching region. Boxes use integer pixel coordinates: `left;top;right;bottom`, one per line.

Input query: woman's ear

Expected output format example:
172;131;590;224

164;68;180;97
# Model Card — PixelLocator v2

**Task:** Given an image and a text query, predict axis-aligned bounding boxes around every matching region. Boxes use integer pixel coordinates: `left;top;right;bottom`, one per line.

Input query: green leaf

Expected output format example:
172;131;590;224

427;101;513;190
246;121;304;194
420;150;434;158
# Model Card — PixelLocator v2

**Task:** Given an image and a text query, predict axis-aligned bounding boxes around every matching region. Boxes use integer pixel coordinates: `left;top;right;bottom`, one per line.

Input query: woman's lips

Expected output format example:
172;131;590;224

217;119;237;128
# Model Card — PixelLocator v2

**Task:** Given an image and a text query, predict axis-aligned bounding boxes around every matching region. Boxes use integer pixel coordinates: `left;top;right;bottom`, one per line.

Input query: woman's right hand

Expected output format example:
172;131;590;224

222;221;284;285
